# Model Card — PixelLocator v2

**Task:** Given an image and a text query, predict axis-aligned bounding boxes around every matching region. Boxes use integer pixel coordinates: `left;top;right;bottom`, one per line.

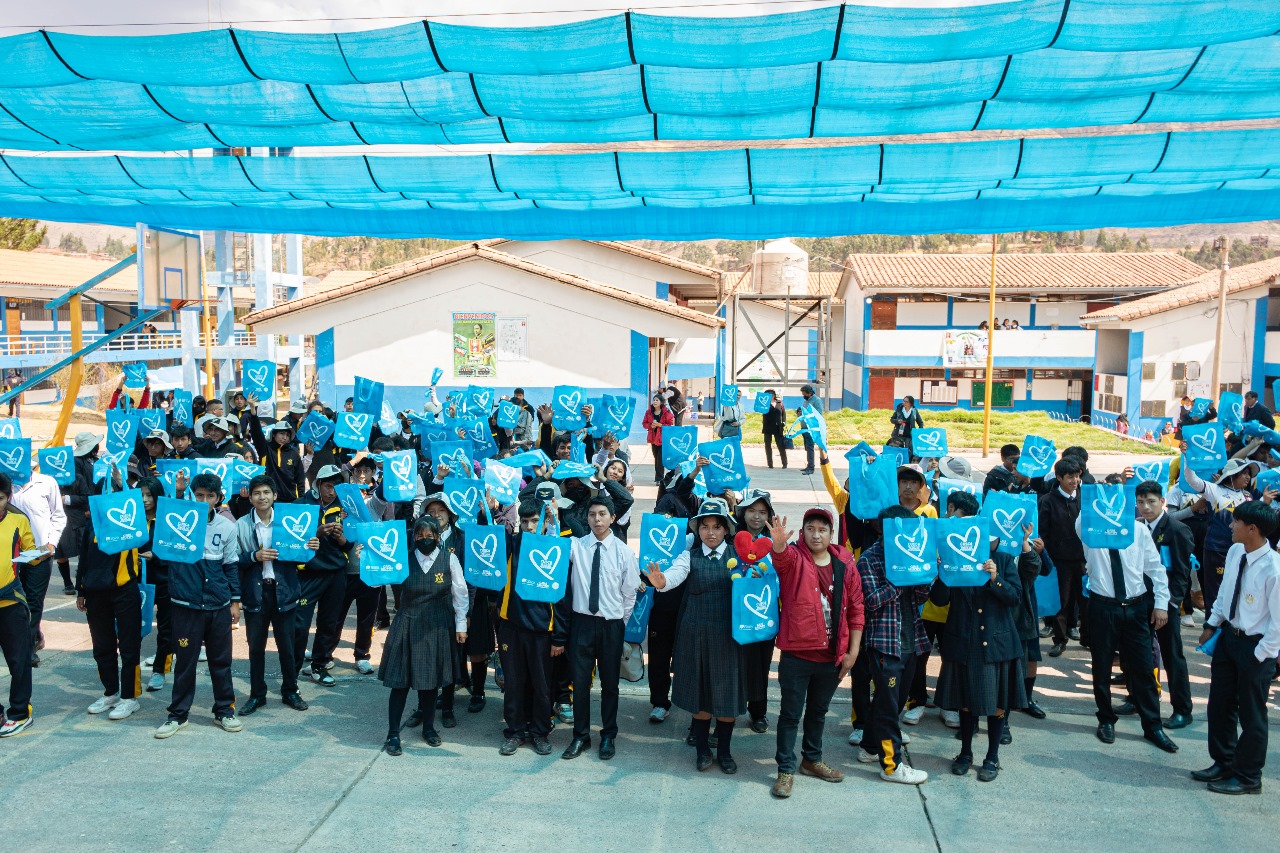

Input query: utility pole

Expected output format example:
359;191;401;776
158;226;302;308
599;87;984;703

982;233;997;457
1209;236;1230;397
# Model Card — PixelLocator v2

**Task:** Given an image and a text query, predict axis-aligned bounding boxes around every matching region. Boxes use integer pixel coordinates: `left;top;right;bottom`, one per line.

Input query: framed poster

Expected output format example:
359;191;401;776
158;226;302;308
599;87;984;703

496;316;528;362
453;312;497;378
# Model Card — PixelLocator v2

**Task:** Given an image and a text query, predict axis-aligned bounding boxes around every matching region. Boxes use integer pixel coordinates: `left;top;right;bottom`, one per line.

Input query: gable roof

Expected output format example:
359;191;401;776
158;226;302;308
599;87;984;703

484;239;723;284
242;243;723;329
838;252;1207;295
1079;256;1280;324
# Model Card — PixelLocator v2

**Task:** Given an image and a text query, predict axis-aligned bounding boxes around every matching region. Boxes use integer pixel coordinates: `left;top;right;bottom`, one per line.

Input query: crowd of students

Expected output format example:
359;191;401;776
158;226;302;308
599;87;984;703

0;376;1275;800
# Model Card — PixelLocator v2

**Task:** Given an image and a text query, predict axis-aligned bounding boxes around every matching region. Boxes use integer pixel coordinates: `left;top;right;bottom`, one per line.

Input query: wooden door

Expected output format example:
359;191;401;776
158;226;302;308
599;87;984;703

869;375;896;410
870;298;898;330
5;301;20;343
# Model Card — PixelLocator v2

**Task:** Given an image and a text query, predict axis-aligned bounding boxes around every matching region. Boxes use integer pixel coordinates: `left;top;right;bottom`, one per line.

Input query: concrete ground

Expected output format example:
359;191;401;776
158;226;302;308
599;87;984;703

3;439;1278;852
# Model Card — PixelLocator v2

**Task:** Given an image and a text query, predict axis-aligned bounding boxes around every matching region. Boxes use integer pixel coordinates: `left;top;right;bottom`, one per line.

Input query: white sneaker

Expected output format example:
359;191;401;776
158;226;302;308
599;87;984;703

87;694;120;715
847;728;863;746
1180;614;1195;628
901;730;911;745
901;705;926;725
147;673;166;692
356;659;374;675
144;655;156;667
154;720;187;739
198;648;207;662
857;748;880;764
942;709;961;728
215;714;244;733
108;698;140;720
649;706;669;723
324;660;336;671
881;763;929;785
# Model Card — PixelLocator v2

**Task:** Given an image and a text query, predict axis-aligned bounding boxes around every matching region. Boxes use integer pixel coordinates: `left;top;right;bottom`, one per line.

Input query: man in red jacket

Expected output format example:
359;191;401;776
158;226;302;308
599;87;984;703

768;506;865;799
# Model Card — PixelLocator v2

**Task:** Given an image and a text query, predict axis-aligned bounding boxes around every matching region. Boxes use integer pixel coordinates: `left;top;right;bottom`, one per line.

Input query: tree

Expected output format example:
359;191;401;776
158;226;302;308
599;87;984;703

0;218;46;251
680;242;715;266
57;233;86;253
101;235;134;259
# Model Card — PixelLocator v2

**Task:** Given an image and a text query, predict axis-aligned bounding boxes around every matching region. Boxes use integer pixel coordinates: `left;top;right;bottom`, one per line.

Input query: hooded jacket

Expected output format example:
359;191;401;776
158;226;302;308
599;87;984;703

773;541;864;660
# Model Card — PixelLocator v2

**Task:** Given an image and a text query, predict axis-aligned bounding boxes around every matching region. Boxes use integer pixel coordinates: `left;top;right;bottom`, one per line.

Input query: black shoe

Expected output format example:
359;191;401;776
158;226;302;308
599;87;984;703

499;736;521;756
240;696;267;716
1068;628;1081;642
30;653;39;668
561;737;590;759
405;709;423;728
799;468;814;476
1166;712;1193;729
1021;701;1046;720
383;735;402;756
441;709;457;728
1191;762;1233;783
1047;643;1066;658
468;694;486;713
375;618;391;630
423;728;442;747
282;692;309;711
1144;729;1178;753
1110;673;1127;685
951;753;973;776
750;716;768;734
62;586;76;596
599;736;616;760
1113;701;1137;716
1096;723;1115;744
977;759;1000;782
1208;777;1261;795
696;752;714;772
1000;719;1012;745
718;755;738;774
532;736;553;756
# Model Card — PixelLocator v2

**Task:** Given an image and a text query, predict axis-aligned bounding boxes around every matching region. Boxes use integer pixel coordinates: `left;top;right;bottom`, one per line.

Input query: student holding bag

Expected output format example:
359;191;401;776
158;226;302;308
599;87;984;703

714;399;743;441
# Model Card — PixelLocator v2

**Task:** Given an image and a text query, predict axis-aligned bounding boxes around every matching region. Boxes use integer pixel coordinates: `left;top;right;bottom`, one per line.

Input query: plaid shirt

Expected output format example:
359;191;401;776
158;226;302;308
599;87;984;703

856;540;932;658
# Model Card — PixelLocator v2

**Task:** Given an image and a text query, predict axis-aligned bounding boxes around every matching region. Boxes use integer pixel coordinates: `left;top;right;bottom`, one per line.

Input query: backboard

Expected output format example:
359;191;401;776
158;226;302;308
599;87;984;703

137;224;203;310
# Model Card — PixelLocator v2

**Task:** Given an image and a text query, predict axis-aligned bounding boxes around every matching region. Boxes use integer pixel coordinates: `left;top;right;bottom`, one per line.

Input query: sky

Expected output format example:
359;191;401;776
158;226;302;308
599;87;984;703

1;0;1006;34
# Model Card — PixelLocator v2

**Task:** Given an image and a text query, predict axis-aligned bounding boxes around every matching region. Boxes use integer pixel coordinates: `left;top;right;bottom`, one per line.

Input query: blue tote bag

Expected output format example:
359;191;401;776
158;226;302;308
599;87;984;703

661;425;698;470
1183;424;1226;476
105;409;140;454
462;521;508;591
353;376;384;417
639;513;684;571
37;446;75;486
625;586;655;643
697;437;749;492
731;570;780;644
334;411;374;450
514;532;570;603
884;516;938;586
551;385;587;430
432;440;475;478
1035;551;1061;617
0;438;32;486
937;516;991;587
911;428;948;459
848;453;897;520
1017;435;1057;478
155;458;199;499
1080;483;1136;549
297;411;336;449
89;489;149;554
1131;458;1172;488
934;476;980;514
753;392;772;414
495;399;520;430
981;490;1038;556
153;496;208;563
354;520;409;586
171;390;194;428
483;460;522;506
272;504;319;563
1219;391;1245;434
380;450;418;502
443;476;485;524
241;359;275;402
139;577;156;639
600;394;635;435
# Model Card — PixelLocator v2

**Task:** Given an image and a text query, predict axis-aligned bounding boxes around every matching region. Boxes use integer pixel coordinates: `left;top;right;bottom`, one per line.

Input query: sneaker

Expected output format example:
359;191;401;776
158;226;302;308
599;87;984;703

154;719;187;739
901;705;926;726
304;649;313;661
555;703;574;724
356;660;374;675
649;706;669;724
499;736;522;756
215;714;244;733
144;655;156;667
0;716;32;737
63;585;76;596
1038;624;1052;639
901;731;911;745
108;698;140;720
942;709;961;728
847;728;863;746
87;694;120;715
532;736;553;756
198;648;207;662
323;660;336;672
310;669;336;687
146;673;166;692
881;763;929;785
857;748;880;764
1181;614;1195;628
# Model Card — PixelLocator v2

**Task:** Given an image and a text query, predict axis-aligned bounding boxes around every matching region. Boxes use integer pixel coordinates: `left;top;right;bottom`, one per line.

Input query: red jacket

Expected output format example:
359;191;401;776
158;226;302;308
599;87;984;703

642;405;674;446
773;542;865;658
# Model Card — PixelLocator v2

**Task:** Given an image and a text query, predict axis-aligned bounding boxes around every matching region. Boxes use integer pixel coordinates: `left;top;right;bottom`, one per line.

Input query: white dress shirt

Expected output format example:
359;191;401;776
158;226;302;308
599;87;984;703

1075;518;1170;610
1207;542;1280;662
660;541;728;591
416;547;469;632
11;472;67;553
253;508;275;581
568;531;639;622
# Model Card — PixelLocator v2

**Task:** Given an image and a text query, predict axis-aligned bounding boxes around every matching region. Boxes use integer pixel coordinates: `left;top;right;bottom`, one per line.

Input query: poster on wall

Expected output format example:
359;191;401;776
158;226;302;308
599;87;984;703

496;316;529;362
942;330;989;367
453;312;497;378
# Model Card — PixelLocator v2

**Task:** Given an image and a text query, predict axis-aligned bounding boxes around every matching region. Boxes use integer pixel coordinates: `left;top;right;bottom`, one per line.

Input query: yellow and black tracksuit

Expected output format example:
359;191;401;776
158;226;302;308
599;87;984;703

0;507;36;723
77;520;143;701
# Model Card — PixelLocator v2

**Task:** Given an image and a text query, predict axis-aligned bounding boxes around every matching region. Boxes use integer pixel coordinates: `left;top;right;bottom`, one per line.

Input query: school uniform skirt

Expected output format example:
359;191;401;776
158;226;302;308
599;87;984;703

378;570;460;692
935;656;1027;718
671;586;747;718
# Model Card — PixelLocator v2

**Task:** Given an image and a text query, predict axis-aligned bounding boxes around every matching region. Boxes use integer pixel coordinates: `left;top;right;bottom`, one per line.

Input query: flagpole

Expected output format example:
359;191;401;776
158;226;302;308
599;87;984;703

982;234;997;457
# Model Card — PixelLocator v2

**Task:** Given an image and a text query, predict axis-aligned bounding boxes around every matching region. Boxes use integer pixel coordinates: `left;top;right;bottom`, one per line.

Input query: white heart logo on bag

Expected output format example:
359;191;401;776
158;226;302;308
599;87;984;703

946;526;981;561
667;433;694;458
529;547;563;581
894;523;929;561
992;508;1024;536
247;366;268;386
443;450;470;475
489;465;519;487
1232;403;1244;421
472;390;493;409
105;499;138;531
557;391;582;413
0;424;15;439
451;487;481;518
1134;463;1160;481
916;431;943;450
1091;490;1126;527
1190;428;1219;454
468;424;487;443
175;404;189;421
368;528;399;561
0;447;24;469
282;514;311;541
165;509;199;542
469;533;498;567
648;525;679;555
346;413;370;431
43;450;70;477
743;584;773;621
708;445;736;472
111;420;132;441
631;593;652;623
1026;444;1054;467
608;401;630;424
389;455;414;483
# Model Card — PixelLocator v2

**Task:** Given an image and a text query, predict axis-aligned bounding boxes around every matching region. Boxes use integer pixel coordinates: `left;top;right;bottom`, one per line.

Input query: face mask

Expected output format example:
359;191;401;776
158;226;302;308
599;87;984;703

415;539;437;556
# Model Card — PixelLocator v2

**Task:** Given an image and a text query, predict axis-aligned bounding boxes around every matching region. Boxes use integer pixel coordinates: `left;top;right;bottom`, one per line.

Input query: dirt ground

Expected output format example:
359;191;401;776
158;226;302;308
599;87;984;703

15;401;108;447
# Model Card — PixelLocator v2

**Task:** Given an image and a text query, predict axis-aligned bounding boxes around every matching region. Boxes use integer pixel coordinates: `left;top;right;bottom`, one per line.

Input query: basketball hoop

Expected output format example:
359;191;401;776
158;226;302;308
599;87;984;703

168;298;193;310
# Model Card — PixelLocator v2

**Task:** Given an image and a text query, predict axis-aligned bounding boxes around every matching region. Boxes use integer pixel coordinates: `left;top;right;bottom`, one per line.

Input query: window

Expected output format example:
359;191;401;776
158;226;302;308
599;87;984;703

1223;382;1243;395
1032;369;1091;380
953;369;1023;380
921;380;958;404
1141;363;1156;380
1097;393;1123;413
1141;400;1167;417
1172;363;1186;380
1173;381;1188;399
897;368;944;378
1173;362;1205;382
1104;375;1115;394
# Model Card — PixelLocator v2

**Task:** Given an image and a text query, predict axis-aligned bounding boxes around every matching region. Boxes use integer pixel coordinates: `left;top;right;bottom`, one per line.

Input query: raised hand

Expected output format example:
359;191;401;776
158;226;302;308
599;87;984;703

769;515;791;552
645;561;668;590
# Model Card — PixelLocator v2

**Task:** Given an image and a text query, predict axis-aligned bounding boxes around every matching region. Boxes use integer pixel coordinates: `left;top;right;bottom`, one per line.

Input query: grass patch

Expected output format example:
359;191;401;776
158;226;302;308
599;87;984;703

742;409;1174;455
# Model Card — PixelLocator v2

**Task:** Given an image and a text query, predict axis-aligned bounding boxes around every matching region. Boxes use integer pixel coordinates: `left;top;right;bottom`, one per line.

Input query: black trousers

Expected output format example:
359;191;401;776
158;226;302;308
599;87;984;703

1088;597;1162;730
167;605;236;721
498;619;552;738
908;619;946;707
775;652;841;774
647;607;678;711
865;649;916;774
151;581;173;676
1053;561;1089;646
84;584;142;700
801;432;815;470
337;574;380;660
570;614;624;740
244;586;299;699
0;602;32;721
649;443;664;483
763;432;788;468
1202;550;1227;618
1207;628;1273;786
849;647;872;727
745;637;776;721
18;558;52;647
1156;611;1193;717
293;570;345;671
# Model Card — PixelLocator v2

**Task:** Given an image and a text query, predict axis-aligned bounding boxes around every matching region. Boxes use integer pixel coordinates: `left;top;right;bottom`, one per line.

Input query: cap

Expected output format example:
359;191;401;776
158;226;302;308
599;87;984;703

143;429;172;450
897;464;927;484
533;481;574;509
802;506;835;528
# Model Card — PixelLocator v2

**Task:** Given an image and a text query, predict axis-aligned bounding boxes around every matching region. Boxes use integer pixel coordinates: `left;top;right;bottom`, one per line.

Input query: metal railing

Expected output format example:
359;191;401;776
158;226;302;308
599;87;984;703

0;330;257;357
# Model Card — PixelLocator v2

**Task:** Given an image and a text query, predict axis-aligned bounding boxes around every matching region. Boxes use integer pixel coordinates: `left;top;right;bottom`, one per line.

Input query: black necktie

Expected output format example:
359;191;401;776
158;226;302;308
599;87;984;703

1229;553;1249;623
589;541;602;614
1108;549;1127;599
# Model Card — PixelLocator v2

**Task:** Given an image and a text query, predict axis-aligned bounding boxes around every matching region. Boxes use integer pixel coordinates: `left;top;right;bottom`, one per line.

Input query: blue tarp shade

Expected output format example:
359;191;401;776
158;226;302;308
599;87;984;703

1;3;1280;149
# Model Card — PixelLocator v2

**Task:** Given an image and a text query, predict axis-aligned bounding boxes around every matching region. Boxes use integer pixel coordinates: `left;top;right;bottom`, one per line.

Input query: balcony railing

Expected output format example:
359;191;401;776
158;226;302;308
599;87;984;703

0;330;258;358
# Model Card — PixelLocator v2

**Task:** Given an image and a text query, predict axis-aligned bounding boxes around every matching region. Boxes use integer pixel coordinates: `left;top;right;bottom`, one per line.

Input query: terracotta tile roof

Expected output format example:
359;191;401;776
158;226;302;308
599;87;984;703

305;269;373;296
243;243;724;330
0;248;137;292
839;252;1208;294
1080;256;1280;324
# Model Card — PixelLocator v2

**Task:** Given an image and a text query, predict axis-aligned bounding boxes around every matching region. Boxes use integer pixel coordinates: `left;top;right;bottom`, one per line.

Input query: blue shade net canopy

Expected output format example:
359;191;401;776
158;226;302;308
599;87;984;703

2;1;1280;238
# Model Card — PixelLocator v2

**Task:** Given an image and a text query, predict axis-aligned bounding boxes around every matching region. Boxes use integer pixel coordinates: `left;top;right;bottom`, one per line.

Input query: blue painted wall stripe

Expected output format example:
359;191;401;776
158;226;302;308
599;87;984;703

1126;329;1144;427
1251;295;1268;395
316;328;335;404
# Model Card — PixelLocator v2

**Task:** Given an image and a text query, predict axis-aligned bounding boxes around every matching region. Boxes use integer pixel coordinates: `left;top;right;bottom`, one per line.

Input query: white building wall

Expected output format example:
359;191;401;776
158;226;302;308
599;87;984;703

950;300;1032;328
497;240;716;300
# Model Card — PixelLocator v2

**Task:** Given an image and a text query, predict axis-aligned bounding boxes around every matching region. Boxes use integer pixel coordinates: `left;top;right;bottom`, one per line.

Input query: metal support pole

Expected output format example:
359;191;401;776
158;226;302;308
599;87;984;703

982;233;997;457
48;294;84;447
1210;236;1230;397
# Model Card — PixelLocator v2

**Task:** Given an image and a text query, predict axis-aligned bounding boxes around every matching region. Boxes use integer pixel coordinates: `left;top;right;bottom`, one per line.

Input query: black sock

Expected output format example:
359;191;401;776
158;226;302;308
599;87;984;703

441;683;454;711
471;661;486;697
959;711;976;756
986;715;1003;763
419;689;438;732
692;717;711;755
388;687;408;736
57;560;72;588
715;720;734;759
1024;675;1036;700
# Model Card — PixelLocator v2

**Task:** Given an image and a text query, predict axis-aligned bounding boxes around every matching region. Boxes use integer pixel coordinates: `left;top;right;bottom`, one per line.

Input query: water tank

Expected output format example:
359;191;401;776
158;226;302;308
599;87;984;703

750;238;809;294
